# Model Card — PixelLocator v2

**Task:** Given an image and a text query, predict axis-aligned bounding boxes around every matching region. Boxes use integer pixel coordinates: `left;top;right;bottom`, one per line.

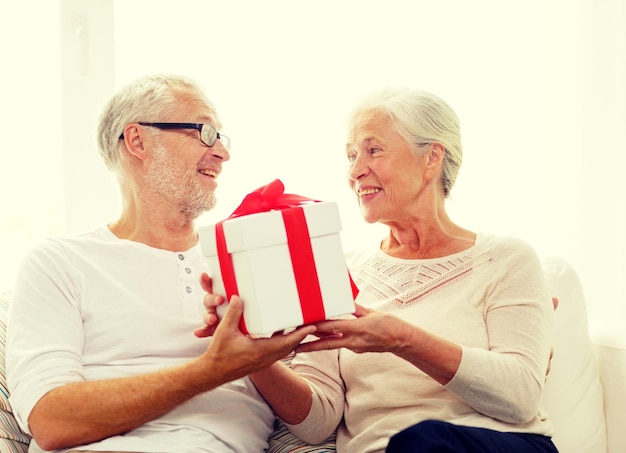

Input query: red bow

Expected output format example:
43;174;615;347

227;179;318;218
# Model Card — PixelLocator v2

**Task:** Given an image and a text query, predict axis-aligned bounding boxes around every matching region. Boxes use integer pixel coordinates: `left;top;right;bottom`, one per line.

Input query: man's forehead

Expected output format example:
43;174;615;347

170;94;221;127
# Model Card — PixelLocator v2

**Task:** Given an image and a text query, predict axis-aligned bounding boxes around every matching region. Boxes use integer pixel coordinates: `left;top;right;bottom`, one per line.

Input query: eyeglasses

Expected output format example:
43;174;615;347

119;122;231;150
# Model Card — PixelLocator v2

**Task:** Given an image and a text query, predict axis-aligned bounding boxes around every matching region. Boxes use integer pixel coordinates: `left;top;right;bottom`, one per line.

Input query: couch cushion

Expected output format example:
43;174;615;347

540;258;607;453
0;292;31;450
0;412;29;452
268;418;336;453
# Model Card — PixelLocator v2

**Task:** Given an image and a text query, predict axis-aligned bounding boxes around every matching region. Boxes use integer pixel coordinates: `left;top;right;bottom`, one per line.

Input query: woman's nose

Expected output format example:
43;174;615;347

348;153;369;181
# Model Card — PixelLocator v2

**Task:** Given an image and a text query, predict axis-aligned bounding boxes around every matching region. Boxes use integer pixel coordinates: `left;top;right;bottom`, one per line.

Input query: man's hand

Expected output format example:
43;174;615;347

194;273;226;338
200;295;315;382
193;271;316;381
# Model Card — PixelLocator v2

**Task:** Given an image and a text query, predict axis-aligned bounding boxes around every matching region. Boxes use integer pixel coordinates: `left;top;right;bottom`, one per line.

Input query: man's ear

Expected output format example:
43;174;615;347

121;123;148;161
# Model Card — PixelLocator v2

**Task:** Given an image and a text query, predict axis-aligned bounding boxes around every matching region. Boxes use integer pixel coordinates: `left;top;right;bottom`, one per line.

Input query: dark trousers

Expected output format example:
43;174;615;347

386;420;559;453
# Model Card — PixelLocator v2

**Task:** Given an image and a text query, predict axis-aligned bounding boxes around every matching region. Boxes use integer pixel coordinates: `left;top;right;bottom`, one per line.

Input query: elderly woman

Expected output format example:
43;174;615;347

206;89;558;453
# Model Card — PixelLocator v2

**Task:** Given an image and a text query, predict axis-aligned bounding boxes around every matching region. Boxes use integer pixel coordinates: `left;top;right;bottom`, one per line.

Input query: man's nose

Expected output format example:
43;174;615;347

210;141;230;161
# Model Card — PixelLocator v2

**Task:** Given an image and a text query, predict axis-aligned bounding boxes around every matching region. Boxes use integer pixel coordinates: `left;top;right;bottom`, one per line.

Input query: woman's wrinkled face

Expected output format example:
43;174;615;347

346;112;428;225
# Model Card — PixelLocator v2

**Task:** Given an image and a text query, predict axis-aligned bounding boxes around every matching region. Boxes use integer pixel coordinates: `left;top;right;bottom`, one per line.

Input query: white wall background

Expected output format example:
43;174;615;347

1;1;63;288
2;0;624;324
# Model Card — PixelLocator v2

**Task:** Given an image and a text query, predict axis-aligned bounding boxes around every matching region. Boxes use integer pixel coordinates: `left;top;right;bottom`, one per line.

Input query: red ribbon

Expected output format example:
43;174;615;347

215;179;358;334
281;206;325;324
228;179;317;218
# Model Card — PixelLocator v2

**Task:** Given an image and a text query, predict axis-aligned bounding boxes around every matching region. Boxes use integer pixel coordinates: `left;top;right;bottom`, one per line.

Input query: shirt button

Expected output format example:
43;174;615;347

186;286;192;293
185;267;192;274
178;254;185;260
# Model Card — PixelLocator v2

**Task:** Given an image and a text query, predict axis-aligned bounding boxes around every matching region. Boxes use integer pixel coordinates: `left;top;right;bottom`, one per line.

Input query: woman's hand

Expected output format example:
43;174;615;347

194;273;226;338
295;303;404;354
296;303;461;385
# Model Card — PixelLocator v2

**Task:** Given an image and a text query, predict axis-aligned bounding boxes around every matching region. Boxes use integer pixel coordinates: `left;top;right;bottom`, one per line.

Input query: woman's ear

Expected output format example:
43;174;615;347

121;123;148;161
424;142;445;177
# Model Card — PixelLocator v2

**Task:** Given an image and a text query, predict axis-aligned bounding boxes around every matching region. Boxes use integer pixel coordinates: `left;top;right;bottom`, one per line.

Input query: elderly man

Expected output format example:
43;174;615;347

7;74;313;453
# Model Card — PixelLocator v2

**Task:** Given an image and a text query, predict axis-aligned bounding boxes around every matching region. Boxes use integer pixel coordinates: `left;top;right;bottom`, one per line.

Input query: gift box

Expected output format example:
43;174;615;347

198;180;357;337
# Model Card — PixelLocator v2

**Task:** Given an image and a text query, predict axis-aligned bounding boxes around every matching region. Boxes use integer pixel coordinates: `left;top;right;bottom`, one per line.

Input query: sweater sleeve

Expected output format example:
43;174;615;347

444;238;554;424
283;349;345;444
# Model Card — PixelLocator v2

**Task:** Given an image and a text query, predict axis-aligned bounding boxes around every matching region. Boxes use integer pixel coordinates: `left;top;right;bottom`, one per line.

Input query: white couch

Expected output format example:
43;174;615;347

1;258;625;453
539;258;625;453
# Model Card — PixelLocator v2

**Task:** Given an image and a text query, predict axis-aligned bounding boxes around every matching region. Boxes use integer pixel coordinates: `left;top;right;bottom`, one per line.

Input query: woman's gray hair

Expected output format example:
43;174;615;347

350;88;462;197
97;74;215;172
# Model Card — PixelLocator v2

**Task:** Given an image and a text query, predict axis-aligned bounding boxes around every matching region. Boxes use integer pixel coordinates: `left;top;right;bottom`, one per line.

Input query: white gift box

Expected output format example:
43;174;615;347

198;201;356;337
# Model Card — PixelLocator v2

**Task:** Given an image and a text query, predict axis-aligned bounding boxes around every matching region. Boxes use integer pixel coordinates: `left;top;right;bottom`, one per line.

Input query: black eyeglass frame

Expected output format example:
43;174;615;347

119;122;230;149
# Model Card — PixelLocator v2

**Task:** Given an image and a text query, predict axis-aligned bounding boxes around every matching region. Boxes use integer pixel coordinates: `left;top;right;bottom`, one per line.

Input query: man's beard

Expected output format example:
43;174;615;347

144;141;217;221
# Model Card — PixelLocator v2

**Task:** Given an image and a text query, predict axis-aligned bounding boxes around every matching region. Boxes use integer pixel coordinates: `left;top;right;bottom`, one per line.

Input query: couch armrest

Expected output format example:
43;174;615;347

591;320;626;453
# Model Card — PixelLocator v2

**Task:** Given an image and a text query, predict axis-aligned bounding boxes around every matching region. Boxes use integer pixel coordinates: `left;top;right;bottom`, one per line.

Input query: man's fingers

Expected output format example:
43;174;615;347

283;325;316;345
220;295;244;328
200;273;214;293
194;325;212;338
295;336;338;354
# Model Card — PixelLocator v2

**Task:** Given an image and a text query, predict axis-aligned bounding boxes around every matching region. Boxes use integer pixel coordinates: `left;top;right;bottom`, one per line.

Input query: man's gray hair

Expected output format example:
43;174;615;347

97;74;215;172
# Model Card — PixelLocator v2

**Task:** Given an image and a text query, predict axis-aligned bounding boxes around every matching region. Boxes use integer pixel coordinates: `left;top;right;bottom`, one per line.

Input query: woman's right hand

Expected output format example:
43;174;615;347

295;303;462;386
294;303;402;354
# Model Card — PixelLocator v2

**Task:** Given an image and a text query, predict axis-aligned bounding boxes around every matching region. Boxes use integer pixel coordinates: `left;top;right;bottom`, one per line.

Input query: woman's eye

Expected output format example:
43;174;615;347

370;147;382;155
347;153;357;164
